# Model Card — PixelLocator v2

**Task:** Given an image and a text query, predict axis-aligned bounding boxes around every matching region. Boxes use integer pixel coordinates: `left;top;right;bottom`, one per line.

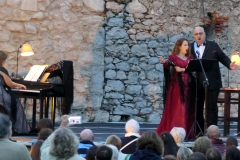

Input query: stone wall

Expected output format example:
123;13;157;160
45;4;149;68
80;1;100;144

0;0;240;123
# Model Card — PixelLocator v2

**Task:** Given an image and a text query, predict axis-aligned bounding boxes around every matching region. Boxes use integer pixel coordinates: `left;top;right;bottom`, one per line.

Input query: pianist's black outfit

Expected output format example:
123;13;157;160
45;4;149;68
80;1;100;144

0;66;30;133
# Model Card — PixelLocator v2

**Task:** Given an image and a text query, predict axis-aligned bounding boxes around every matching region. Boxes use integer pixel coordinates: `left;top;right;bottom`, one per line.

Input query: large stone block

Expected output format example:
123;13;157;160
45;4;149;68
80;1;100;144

131;44;149;57
108;18;124;27
83;0;105;13
105;80;125;92
106;1;125;13
20;0;37;11
106;27;129;40
126;0;147;14
126;85;142;95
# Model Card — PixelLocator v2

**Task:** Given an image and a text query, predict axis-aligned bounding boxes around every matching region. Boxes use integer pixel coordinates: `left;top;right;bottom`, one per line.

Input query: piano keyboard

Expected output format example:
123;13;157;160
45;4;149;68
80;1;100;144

11;88;40;93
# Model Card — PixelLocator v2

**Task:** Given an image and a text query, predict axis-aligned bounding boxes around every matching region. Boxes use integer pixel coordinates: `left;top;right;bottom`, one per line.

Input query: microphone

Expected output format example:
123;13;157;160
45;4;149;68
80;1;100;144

196;50;200;59
167;60;176;67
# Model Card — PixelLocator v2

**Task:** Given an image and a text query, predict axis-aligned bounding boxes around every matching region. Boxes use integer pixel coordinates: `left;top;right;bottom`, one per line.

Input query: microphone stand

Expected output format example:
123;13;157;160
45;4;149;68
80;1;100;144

196;51;209;135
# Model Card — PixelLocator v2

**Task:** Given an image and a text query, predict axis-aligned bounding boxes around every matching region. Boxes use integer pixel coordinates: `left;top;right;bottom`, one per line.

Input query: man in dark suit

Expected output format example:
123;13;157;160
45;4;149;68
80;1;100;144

191;26;238;135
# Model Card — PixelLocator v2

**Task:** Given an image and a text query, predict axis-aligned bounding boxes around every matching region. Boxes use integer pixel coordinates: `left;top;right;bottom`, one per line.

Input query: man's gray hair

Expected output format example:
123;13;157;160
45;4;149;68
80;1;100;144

177;146;193;160
170;127;186;144
0;113;12;138
125;119;140;133
50;128;79;159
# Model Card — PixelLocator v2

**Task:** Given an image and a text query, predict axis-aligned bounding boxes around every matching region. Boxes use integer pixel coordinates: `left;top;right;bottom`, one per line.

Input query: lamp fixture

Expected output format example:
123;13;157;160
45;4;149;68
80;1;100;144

16;42;34;79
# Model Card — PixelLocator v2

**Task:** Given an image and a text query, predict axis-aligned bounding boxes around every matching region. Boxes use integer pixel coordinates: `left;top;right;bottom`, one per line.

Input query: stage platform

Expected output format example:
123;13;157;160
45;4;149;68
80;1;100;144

11;122;240;149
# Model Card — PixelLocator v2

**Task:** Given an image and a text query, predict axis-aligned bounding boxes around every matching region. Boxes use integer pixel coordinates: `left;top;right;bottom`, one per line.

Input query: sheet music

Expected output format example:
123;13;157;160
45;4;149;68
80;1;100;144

24;65;48;81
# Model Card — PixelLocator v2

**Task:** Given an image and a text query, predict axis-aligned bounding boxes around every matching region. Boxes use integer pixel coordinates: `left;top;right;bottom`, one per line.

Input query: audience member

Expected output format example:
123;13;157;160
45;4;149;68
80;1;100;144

86;145;98;160
207;125;225;155
0;113;31;160
170;127;186;146
30;140;44;160
192;137;211;155
177;146;193;160
40;115;84;160
120;119;141;154
226;136;238;148
164;155;177;160
225;146;240;160
106;144;119;160
106;135;127;160
38;128;53;140
187;152;206;160
78;129;95;158
95;145;112;160
160;132;179;157
205;147;222;160
128;131;164;160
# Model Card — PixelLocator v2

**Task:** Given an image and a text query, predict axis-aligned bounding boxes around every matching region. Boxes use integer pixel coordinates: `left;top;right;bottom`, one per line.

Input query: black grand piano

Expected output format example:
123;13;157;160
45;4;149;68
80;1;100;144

12;60;73;130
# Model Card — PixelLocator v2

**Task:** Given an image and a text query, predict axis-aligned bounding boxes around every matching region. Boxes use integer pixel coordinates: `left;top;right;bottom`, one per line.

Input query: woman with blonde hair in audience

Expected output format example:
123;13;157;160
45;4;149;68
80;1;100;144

30;140;44;160
176;146;192;160
106;135;127;160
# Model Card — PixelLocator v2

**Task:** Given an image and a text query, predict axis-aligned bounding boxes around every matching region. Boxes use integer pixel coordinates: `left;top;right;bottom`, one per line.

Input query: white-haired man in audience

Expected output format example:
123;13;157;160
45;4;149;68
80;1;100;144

0;113;31;160
170;127;186;146
207;125;225;155
120;119;141;154
78;129;95;158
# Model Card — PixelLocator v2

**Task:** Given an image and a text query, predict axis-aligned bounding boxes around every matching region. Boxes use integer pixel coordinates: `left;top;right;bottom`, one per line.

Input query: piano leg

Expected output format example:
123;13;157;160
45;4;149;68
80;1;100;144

51;97;56;130
40;99;44;119
45;97;49;118
32;99;36;129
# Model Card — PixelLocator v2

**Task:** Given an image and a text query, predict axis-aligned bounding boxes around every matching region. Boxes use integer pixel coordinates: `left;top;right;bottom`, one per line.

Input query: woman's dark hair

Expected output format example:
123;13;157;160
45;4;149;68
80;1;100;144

38;128;53;140
137;131;164;156
226;136;238;148
30;140;44;160
206;147;222;160
86;145;98;160
171;38;191;57
0;51;7;67
37;118;53;131
160;132;179;156
226;146;240;160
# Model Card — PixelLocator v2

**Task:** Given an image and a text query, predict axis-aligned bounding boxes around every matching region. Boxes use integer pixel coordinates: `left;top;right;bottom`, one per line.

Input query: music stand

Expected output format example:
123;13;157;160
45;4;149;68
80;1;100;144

185;59;217;140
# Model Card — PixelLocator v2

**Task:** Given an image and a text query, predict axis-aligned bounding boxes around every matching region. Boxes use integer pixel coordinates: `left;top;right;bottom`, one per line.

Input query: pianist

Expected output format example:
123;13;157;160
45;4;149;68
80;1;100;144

0;50;30;134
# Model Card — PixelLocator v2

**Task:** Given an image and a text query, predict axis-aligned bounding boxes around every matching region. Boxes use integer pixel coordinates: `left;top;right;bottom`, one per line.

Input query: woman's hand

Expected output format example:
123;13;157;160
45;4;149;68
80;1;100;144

159;57;166;64
174;66;185;72
14;84;26;89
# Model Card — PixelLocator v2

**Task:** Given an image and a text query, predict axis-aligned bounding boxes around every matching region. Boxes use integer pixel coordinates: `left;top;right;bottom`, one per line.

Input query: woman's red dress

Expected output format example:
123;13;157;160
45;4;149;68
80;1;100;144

156;54;194;138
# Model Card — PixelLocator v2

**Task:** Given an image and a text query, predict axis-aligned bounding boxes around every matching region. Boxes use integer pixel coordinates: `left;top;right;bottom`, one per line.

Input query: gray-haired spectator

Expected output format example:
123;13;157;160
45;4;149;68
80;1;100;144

192;137;211;155
78;129;95;158
40;115;84;160
207;125;225;155
120;119;141;154
0;113;31;160
106;144;119;160
177;146;192;160
170;127;186;146
206;147;221;160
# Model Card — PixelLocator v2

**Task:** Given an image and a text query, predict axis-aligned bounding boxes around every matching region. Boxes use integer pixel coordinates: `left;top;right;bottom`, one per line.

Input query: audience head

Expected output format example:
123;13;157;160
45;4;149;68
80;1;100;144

164;155;176;160
226;136;238;148
187;152;206;160
95;145;112;160
160;131;179;156
207;125;220;139
226;145;240;160
205;147;222;160
177;146;192;160
106;144;118;160
0;113;12;138
170;127;186;144
106;135;122;150
137;131;164;156
80;129;94;141
38;128;53;141
192;136;211;155
125;119;140;133
37;118;53;131
30;140;44;160
0;50;8;67
86;145;98;160
50;128;79;159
